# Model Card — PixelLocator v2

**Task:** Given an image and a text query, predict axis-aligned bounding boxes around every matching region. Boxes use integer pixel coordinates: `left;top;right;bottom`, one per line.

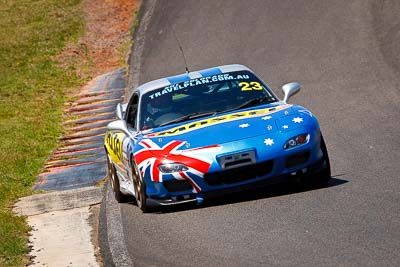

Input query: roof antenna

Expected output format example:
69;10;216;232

171;25;190;73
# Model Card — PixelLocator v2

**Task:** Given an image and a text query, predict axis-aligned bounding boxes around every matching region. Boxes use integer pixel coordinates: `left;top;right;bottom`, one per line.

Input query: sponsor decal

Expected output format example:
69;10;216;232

105;131;125;163
148;73;251;100
148;105;291;137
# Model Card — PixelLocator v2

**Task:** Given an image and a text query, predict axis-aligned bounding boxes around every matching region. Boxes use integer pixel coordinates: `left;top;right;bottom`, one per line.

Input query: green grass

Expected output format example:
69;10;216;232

0;0;84;265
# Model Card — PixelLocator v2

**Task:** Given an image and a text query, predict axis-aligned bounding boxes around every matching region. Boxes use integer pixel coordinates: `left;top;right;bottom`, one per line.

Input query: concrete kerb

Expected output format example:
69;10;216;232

13;187;104;267
12;68;127;267
98;1;158;266
14;186;104;217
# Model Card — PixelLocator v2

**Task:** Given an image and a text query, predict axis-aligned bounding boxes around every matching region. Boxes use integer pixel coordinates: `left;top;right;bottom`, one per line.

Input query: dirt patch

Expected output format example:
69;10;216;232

56;0;139;79
89;204;103;267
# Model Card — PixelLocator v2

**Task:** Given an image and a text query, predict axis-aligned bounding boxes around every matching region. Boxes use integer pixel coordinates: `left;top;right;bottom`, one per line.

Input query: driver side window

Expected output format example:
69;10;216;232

126;94;138;129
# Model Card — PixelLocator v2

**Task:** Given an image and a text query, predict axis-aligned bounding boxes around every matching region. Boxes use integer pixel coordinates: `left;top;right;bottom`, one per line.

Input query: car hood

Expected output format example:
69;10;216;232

140;104;316;148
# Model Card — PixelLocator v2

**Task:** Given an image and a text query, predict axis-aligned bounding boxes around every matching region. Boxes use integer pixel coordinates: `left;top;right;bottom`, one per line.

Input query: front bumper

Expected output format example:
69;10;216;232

145;155;328;207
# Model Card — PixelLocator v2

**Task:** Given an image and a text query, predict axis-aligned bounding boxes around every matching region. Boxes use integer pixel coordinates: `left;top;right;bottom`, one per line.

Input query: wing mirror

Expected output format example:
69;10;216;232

116;103;123;120
282;82;301;103
107;120;132;137
116;103;127;120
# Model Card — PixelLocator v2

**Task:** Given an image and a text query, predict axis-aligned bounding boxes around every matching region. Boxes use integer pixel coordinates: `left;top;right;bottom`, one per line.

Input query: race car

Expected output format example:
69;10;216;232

104;64;330;212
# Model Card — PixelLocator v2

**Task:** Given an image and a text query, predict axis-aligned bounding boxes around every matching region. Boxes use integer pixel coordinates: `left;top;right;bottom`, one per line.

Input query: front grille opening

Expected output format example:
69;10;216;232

204;160;274;186
225;158;252;168
172;194;196;201
218;150;256;169
285;151;310;169
163;179;193;192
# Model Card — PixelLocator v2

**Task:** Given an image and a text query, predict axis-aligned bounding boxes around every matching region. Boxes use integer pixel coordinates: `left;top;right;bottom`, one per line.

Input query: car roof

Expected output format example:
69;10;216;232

136;64;253;95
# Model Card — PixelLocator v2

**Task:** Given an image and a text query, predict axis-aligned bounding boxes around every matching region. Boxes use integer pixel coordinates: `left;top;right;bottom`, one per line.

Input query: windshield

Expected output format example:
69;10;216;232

139;70;277;130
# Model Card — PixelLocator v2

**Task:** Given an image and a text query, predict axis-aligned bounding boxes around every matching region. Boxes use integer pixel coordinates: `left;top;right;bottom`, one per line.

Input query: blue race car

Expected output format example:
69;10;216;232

104;64;330;212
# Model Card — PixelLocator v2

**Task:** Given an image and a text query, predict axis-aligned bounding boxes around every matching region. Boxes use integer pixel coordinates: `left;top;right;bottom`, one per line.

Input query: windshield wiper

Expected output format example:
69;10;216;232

158;98;271;127
158;111;217;127
229;97;271;111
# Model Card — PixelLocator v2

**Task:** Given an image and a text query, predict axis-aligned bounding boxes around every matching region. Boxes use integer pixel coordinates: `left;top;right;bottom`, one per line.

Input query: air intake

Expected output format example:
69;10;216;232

218;150;256;169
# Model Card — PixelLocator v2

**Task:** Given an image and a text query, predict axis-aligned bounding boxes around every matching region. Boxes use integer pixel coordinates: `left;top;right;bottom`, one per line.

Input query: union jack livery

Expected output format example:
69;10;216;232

104;64;331;212
134;139;221;189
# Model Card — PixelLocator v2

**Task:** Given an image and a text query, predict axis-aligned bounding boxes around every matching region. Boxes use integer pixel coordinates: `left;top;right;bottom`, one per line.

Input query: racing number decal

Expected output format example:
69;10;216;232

105;131;124;163
239;81;263;91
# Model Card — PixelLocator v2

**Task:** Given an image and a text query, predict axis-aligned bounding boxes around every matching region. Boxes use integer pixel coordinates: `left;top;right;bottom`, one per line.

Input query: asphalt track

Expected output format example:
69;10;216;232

102;0;400;266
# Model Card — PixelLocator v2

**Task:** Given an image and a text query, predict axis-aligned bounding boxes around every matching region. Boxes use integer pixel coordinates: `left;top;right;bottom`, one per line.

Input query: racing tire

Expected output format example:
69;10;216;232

305;134;331;186
106;154;129;203
317;134;331;184
132;166;150;213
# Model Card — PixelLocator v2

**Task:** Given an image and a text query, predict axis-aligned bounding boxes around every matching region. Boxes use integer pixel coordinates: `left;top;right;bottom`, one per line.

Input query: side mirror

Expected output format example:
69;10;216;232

116;103;126;120
107;120;132;137
282;82;301;103
116;103;123;120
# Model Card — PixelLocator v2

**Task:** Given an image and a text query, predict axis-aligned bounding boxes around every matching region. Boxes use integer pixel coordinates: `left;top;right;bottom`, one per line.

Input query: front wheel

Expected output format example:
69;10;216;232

132;166;150;213
317;134;331;185
301;134;331;187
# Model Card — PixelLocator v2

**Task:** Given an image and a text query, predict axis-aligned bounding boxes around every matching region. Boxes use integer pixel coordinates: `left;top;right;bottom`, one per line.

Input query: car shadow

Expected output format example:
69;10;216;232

157;175;348;214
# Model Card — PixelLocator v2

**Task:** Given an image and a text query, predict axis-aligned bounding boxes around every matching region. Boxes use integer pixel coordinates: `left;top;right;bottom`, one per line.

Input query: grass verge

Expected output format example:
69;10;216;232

0;0;84;265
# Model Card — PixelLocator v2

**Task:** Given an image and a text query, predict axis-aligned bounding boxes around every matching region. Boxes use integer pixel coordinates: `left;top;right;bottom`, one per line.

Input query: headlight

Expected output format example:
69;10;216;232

284;134;310;150
158;163;189;173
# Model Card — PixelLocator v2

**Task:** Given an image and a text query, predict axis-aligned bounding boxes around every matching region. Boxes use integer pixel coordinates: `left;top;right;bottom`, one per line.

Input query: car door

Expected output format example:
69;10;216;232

120;93;139;180
104;93;139;189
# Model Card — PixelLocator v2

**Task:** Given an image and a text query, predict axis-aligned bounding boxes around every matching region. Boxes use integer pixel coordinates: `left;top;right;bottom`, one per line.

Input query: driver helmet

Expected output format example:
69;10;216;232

147;94;173;115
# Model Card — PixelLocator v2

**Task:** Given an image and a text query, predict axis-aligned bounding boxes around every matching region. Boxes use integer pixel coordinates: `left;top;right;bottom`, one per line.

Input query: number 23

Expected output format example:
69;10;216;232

239;82;263;91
